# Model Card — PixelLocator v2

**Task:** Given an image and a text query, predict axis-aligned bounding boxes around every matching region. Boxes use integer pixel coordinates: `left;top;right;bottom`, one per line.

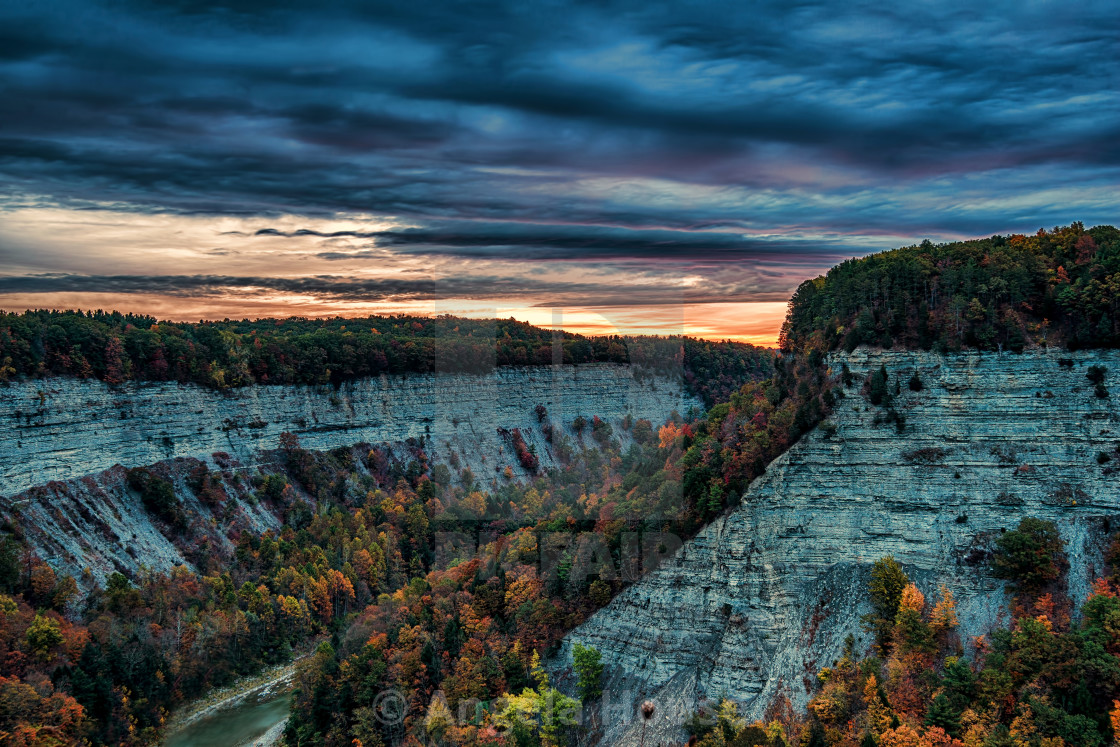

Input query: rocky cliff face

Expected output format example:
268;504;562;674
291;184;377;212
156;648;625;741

1;364;697;584
0;364;695;496
559;348;1120;745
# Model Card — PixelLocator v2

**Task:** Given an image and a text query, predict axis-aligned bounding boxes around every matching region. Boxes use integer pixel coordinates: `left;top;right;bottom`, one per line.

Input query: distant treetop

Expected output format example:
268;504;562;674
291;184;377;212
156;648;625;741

781;222;1120;355
0;310;770;404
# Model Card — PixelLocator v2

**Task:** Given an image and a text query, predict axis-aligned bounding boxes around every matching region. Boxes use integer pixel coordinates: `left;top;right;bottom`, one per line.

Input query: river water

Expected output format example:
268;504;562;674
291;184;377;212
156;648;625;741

163;690;290;747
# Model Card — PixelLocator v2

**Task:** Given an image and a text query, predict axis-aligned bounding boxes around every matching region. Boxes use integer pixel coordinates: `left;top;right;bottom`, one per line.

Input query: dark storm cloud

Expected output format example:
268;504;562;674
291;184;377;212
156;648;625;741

0;0;1118;265
0;272;783;304
253;224;855;263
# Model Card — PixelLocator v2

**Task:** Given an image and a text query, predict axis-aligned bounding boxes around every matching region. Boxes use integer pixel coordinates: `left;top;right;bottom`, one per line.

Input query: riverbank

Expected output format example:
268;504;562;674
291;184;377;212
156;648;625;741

162;658;303;742
239;717;288;746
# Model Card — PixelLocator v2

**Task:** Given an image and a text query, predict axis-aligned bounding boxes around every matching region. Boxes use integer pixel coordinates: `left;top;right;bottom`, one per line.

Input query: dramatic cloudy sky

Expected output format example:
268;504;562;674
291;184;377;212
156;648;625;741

1;0;1117;344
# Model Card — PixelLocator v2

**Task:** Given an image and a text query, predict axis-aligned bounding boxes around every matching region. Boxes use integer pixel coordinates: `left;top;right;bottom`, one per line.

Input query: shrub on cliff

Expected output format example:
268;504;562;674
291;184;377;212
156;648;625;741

500;427;539;472
126;467;184;528
990;517;1066;595
590;415;613;445
866;365;890;406
1088;365;1110;398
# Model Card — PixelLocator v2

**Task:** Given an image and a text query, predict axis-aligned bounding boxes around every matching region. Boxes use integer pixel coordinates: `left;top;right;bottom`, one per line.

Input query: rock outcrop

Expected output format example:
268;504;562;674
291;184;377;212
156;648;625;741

559;348;1120;745
0;364;697;585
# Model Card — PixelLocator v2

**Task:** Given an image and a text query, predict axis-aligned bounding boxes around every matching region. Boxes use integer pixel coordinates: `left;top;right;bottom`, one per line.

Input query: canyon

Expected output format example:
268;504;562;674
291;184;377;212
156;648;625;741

7;346;1120;745
558;347;1120;745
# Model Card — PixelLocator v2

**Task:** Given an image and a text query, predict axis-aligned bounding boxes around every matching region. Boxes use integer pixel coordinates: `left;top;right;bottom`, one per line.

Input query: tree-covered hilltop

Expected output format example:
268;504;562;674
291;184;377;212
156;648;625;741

0;310;771;405
781;223;1120;355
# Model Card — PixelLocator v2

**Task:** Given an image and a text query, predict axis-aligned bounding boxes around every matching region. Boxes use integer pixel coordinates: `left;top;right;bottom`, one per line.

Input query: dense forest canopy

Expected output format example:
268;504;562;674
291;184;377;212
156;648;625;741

0;310;769;406
781;223;1120;355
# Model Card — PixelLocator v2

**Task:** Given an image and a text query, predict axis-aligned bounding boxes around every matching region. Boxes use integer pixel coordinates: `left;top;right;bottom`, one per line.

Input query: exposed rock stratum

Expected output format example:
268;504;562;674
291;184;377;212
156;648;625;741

0;363;697;584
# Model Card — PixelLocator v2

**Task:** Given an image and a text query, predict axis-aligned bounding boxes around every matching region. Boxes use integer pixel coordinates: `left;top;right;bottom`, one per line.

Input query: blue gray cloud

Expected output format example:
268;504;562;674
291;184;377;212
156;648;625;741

0;0;1117;309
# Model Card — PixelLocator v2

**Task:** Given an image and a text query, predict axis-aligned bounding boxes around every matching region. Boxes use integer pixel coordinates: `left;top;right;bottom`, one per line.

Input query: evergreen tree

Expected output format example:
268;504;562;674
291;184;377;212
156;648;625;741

924;693;960;736
865;556;910;652
991;517;1065;594
867;365;890;406
571;642;604;701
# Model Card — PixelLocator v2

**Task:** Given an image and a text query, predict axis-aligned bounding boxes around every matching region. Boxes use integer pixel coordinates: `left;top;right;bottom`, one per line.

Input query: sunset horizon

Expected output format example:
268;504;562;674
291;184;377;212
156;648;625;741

0;298;791;347
4;2;1117;347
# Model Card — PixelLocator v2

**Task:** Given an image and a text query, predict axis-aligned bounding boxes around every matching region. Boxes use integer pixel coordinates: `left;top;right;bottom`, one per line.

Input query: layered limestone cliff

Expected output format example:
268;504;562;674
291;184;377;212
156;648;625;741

559;348;1120;745
0;364;698;584
0;364;696;497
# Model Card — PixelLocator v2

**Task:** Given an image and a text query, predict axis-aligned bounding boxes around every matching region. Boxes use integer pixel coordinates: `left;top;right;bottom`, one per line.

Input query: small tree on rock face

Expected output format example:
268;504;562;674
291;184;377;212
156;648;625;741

866;556;911;652
1088;365;1110;398
991;517;1065;596
893;583;934;654
929;585;959;638
867;365;891;406
572;642;603;701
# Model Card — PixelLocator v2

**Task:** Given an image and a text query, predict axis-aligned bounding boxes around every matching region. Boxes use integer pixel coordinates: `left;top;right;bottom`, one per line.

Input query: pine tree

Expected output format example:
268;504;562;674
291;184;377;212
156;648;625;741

940;657;975;709
868;365;890;405
924;693;960;736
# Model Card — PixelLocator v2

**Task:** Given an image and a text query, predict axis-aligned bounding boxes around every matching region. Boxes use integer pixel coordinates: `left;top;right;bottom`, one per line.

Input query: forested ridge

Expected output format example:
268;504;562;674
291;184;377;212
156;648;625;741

782;223;1120;355
0;311;769;406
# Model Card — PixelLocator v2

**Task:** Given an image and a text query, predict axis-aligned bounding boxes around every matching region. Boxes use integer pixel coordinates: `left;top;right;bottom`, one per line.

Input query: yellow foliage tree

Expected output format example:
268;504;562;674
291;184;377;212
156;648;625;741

930;586;959;637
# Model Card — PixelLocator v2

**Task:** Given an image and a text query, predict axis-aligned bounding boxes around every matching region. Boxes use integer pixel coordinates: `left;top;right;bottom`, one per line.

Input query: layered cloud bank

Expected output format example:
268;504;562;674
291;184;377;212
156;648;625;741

1;0;1117;342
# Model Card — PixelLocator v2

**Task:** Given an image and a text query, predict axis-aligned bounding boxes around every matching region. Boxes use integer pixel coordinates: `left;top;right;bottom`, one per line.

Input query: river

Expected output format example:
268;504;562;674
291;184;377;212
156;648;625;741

161;661;301;747
163;688;290;747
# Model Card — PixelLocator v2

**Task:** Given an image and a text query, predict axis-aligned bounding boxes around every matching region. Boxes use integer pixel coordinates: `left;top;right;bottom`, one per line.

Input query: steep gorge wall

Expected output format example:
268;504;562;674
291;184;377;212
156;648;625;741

0;364;697;497
0;364;699;584
559;348;1120;745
